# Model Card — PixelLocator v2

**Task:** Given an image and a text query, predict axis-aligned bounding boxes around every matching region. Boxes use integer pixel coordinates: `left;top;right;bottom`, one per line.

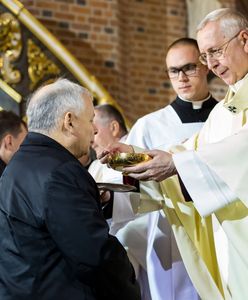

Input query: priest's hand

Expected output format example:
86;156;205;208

122;149;177;182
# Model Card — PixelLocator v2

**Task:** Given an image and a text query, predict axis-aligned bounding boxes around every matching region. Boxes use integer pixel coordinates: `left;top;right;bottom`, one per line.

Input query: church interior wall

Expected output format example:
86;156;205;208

21;0;237;124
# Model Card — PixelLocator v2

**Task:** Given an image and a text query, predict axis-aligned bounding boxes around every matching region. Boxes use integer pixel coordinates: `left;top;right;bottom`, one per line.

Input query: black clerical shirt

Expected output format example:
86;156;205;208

171;95;218;123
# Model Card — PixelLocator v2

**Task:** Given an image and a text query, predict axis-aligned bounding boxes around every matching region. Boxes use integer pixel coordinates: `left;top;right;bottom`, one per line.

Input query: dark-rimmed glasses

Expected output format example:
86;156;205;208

166;63;202;79
199;31;241;65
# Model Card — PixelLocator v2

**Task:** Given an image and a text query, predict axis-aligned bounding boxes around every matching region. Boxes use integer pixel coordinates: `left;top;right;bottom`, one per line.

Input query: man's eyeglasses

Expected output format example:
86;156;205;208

199;31;240;65
166;63;201;79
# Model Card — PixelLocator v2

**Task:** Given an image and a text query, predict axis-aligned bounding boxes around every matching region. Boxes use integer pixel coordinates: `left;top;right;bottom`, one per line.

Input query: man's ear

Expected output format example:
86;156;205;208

110;120;120;137
240;30;248;52
2;134;13;150
63;112;74;133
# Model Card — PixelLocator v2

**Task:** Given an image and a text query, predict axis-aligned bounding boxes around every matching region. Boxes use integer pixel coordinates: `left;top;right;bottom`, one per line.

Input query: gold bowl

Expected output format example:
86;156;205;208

107;152;151;171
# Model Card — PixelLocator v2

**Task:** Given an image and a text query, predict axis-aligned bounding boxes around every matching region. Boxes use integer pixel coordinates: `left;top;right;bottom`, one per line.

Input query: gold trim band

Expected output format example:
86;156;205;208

0;79;22;103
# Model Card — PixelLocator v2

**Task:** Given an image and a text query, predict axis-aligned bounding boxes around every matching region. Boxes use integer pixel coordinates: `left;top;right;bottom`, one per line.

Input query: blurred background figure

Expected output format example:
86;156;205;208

0;110;27;176
88;104;135;229
92;103;128;158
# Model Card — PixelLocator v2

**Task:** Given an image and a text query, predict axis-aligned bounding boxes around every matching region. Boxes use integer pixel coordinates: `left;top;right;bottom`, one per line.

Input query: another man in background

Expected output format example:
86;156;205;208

91;104;128;158
0;110;27;176
108;38;218;300
88;104;135;230
0;79;140;300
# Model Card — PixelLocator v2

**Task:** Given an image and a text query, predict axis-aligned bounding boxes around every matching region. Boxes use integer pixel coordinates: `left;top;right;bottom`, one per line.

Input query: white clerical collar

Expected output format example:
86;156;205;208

179;93;211;109
230;73;248;93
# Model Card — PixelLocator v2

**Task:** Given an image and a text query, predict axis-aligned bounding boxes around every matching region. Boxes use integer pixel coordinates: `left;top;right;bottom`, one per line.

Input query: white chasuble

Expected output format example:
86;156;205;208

170;78;248;299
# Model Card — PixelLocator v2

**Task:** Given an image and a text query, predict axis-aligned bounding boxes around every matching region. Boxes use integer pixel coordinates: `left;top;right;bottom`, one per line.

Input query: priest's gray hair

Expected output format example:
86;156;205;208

26;78;92;134
197;8;248;38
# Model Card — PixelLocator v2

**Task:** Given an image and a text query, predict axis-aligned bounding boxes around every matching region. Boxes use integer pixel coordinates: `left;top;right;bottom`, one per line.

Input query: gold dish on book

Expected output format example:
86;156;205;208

107;152;151;171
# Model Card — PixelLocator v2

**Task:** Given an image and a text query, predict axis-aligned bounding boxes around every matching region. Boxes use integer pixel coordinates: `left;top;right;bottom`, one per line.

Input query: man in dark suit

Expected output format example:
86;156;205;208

0;79;140;300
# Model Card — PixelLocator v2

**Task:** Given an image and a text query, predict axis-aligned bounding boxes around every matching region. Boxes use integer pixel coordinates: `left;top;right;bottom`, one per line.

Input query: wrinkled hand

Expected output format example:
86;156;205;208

122;149;177;182
98;142;133;164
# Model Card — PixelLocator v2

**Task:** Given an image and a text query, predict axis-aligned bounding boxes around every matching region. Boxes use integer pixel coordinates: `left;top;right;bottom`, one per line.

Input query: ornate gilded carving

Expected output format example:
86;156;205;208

27;39;61;90
0;1;121;119
0;12;22;84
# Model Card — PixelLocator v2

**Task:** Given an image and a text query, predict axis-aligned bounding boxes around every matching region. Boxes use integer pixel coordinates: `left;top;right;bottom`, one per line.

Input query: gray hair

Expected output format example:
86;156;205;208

95;104;128;135
197;8;248;38
26;78;92;134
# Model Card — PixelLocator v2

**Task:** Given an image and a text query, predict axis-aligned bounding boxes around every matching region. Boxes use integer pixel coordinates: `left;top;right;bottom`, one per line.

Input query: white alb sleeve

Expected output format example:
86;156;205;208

173;150;238;217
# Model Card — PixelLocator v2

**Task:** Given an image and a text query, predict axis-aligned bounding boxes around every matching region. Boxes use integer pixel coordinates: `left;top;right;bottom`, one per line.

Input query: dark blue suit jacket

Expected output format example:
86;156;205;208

0;132;140;300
